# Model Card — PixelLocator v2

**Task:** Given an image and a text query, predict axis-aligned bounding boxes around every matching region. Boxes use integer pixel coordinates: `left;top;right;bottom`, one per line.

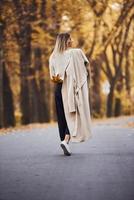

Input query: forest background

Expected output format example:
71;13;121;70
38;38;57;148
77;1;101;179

0;0;134;128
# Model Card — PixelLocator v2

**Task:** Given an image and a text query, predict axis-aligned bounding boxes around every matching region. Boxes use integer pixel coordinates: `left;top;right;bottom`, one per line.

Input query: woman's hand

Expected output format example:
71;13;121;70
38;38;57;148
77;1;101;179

51;74;63;83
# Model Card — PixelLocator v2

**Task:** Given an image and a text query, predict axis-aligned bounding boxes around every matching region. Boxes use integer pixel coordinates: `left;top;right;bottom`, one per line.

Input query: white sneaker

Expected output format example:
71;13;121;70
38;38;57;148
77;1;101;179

60;140;71;156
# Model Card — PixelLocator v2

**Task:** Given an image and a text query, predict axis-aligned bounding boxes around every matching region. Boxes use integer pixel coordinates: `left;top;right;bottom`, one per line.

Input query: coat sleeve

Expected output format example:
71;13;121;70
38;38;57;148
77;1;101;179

49;56;55;79
66;73;76;113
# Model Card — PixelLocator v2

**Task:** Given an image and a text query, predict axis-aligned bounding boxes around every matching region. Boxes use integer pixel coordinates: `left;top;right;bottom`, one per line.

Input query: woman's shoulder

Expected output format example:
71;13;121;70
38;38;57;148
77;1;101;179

66;48;82;56
67;48;81;52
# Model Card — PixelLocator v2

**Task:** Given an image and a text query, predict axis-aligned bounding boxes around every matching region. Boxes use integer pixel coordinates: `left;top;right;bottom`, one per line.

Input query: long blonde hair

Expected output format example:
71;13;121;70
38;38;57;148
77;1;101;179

52;33;71;56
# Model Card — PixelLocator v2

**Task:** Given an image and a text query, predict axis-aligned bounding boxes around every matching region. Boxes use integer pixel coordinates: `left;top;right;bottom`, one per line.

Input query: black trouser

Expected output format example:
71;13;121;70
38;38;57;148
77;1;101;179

54;82;70;141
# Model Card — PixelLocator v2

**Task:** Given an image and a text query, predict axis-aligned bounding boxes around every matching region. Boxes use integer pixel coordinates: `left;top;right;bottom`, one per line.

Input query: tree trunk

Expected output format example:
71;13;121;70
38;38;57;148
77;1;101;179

33;47;50;122
19;24;32;124
0;21;15;127
106;85;114;117
114;98;121;117
3;63;15;127
0;20;4;128
28;67;41;123
19;28;41;124
91;60;101;117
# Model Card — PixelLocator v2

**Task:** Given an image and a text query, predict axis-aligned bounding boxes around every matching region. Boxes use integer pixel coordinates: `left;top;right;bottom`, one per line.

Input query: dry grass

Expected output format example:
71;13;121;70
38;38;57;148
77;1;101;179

0;122;56;136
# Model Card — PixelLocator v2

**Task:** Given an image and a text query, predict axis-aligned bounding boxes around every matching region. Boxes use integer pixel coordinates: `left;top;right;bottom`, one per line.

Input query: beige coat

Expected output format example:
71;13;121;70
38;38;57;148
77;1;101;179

49;48;92;143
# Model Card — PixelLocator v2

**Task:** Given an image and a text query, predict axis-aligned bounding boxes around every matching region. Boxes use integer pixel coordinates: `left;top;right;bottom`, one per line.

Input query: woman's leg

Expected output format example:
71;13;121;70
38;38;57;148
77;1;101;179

64;126;71;144
64;134;71;144
54;83;70;142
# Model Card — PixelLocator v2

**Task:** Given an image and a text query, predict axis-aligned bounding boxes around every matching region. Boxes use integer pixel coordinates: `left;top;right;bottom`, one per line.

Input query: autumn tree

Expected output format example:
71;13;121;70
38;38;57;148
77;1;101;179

0;1;15;128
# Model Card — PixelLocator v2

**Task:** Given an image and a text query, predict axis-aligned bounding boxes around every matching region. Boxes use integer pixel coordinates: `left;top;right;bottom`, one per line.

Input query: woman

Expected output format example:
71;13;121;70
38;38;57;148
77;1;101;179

49;33;92;156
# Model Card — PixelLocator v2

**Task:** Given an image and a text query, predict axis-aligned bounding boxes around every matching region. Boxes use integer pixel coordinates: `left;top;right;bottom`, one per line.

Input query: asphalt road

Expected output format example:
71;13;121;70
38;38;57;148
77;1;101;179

0;116;134;200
